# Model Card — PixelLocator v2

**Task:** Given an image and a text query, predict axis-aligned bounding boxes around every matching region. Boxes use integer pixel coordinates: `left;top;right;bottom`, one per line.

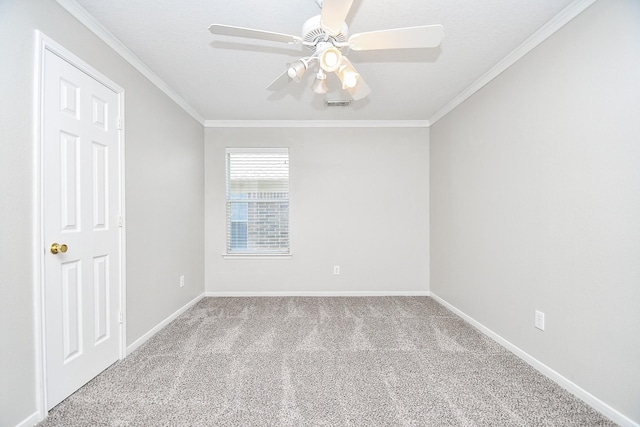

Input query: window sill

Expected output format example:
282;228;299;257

222;254;292;260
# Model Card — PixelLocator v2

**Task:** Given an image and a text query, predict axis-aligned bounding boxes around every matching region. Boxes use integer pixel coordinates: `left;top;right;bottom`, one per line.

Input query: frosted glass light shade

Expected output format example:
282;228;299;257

287;60;307;82
319;47;342;72
312;70;328;94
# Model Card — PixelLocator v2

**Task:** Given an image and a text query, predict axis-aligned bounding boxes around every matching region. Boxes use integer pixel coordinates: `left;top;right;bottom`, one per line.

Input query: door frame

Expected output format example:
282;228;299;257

33;31;127;420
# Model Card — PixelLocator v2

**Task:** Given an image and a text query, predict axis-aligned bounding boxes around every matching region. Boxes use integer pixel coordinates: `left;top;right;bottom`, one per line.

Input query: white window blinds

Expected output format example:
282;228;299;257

226;148;289;254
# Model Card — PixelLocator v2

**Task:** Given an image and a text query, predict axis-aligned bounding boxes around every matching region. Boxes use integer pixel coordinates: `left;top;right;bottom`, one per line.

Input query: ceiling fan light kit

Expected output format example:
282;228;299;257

209;0;443;102
337;61;359;89
287;60;308;82
319;46;342;73
312;69;329;94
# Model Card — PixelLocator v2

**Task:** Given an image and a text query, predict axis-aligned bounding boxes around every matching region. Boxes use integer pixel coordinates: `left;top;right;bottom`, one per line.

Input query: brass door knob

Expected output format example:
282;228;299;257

50;243;68;254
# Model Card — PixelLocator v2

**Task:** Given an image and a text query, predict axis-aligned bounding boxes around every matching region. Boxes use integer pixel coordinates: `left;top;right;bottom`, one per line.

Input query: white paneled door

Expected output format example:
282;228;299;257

43;49;122;410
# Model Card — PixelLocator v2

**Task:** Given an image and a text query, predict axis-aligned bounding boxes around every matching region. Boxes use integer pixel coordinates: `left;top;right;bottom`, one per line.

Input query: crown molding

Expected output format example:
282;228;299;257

55;0;205;125
52;0;428;130
204;120;430;128
428;0;598;126
56;0;595;130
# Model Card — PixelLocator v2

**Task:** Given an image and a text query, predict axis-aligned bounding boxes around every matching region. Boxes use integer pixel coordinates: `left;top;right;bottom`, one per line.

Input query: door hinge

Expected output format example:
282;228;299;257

118;216;124;227
117;117;123;130
118;312;123;324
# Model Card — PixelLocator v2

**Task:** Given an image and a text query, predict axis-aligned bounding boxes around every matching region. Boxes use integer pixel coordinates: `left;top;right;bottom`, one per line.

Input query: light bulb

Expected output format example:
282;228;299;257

287;60;307;82
325;51;338;67
320;47;342;72
341;70;359;89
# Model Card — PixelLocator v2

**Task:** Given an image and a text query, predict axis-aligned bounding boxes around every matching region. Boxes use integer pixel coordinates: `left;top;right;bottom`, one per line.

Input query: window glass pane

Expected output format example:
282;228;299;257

230;222;248;251
230;202;248;221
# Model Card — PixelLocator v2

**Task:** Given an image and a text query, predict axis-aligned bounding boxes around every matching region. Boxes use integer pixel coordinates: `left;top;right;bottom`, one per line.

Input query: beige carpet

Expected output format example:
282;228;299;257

39;296;616;426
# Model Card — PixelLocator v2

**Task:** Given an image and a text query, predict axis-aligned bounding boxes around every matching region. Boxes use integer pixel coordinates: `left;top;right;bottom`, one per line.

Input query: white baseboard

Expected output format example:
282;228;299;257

14;411;41;427
126;293;205;355
430;293;639;427
204;291;431;297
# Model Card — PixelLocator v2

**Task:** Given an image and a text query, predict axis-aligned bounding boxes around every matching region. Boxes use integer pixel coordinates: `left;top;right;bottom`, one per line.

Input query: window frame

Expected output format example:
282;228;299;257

223;147;291;259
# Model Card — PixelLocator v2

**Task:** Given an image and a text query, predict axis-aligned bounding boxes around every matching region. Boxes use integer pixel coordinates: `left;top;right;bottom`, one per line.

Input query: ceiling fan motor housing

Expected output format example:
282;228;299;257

302;15;348;52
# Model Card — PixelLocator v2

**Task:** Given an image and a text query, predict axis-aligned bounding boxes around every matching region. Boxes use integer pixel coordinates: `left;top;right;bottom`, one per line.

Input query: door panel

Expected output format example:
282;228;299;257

60;131;81;231
93;254;110;345
61;260;82;362
43;50;122;410
92;141;108;230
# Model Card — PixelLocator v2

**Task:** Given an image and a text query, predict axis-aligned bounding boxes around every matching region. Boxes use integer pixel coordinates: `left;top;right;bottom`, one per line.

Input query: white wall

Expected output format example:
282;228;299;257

205;127;429;295
0;1;204;425
430;0;640;423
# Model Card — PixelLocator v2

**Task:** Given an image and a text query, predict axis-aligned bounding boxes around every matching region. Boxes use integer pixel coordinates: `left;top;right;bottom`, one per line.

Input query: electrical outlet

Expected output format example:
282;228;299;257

333;265;340;275
179;275;185;288
535;310;545;331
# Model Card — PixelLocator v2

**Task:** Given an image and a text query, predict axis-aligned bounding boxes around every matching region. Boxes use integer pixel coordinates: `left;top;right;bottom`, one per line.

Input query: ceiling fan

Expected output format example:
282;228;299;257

209;0;444;100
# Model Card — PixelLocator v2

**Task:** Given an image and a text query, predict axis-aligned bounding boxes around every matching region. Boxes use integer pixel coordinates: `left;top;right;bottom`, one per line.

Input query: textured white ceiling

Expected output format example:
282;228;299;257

71;0;576;122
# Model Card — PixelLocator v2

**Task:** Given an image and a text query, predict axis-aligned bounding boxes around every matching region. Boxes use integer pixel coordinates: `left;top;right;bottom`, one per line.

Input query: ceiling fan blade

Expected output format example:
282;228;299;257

348;24;444;51
209;24;302;45
320;0;354;36
266;70;292;91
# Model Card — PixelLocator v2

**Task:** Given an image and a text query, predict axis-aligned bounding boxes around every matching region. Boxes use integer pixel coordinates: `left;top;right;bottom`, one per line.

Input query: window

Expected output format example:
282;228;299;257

226;148;289;255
